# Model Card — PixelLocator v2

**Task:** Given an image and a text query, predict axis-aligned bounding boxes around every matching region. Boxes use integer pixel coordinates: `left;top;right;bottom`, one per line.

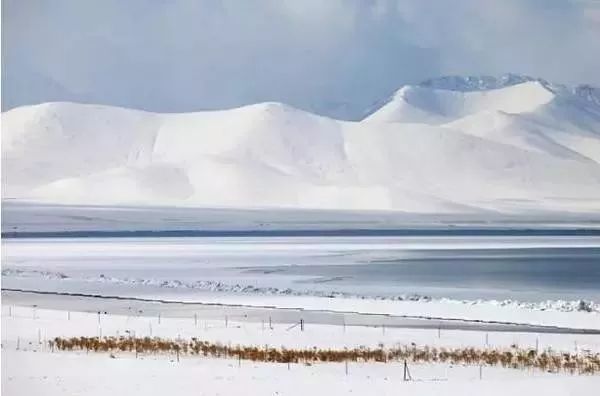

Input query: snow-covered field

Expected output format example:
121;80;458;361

5;348;598;396
2;305;600;395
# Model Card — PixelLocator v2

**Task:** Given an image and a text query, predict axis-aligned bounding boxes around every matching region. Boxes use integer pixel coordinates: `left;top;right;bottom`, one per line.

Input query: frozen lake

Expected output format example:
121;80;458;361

2;235;600;302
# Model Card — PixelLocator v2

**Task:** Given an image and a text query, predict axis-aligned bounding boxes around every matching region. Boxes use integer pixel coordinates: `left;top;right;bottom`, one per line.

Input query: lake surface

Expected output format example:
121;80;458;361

2;235;600;302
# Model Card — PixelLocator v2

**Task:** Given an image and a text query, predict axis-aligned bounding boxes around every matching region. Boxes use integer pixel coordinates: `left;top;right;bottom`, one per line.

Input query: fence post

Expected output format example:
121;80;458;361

300;319;304;332
345;360;348;375
479;365;483;380
269;316;273;330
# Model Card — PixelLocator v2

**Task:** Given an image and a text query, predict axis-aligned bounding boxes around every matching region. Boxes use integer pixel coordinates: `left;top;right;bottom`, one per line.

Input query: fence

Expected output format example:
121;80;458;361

48;335;600;375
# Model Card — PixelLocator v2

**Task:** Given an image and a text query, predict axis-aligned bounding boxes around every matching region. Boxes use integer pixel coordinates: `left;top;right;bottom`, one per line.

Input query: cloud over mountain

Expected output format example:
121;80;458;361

3;0;600;119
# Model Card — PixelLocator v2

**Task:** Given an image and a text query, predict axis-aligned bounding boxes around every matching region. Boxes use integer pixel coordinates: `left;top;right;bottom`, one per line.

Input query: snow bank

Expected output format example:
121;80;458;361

4;268;600;330
4;268;598;315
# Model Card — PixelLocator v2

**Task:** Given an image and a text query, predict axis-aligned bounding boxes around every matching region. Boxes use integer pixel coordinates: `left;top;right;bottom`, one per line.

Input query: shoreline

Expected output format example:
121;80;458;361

5;228;600;239
4;288;600;335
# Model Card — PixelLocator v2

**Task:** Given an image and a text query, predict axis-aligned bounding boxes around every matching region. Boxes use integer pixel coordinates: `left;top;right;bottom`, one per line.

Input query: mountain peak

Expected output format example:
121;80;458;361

418;73;547;92
363;79;557;124
417;73;600;109
362;74;600;122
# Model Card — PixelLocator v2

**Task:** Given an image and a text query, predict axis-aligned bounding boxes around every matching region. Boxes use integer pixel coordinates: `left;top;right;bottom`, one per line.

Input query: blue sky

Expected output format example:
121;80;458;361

2;0;599;118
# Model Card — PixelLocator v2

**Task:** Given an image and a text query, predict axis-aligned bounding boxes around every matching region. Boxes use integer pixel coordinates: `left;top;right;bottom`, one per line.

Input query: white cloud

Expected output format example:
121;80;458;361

2;0;599;119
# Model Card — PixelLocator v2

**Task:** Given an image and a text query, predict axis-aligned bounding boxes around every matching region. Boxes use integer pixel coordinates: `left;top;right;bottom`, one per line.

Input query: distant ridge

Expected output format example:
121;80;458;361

363;74;600;120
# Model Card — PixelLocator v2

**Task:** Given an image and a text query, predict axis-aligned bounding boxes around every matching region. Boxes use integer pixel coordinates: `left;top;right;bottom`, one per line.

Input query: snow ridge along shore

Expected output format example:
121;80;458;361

3;268;598;316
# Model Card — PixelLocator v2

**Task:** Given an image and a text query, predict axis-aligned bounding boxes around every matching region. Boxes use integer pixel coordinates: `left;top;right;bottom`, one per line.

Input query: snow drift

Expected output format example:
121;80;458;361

2;75;600;213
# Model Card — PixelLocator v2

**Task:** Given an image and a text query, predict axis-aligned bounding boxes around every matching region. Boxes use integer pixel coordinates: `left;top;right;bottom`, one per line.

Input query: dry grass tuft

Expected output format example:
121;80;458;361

49;336;600;375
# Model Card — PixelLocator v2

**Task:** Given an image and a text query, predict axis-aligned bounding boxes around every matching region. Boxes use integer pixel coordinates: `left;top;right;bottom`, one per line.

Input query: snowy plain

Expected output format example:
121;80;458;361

5;349;597;396
2;305;600;396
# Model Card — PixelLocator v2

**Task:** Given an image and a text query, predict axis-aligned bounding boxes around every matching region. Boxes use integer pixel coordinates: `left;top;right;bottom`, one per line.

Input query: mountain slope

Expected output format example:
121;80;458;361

3;77;600;214
363;81;556;124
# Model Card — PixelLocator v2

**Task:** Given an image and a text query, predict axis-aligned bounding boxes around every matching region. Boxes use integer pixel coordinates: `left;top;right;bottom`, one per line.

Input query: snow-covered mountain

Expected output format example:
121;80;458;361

3;75;600;214
420;74;600;106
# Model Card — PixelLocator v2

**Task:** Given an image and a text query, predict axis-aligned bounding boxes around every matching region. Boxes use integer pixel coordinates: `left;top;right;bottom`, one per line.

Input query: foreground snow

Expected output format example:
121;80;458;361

2;306;600;396
4;349;600;396
5;349;600;396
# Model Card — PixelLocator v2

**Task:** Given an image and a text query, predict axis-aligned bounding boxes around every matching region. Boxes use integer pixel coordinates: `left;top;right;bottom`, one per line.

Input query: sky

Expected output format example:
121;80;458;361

2;0;600;119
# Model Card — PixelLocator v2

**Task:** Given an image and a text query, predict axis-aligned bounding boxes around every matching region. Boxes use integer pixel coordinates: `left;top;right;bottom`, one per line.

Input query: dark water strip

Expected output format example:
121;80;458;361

4;228;600;239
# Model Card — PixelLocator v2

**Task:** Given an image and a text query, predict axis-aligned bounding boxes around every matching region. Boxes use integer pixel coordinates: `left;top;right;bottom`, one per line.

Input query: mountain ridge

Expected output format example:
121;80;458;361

362;74;600;121
3;75;600;214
